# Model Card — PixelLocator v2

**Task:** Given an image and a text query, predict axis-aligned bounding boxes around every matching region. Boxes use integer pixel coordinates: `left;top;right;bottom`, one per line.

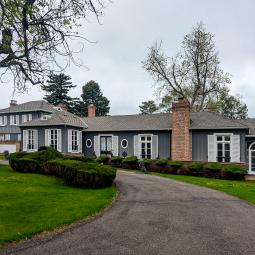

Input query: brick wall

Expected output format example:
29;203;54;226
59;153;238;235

171;98;192;161
88;104;96;118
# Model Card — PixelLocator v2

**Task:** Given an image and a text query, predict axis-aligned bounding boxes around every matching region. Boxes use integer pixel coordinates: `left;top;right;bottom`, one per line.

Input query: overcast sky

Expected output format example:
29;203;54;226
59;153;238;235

1;0;255;116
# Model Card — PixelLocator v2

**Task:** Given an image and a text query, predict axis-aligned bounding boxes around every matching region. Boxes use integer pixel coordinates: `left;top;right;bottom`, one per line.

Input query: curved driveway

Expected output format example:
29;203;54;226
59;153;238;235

2;171;255;255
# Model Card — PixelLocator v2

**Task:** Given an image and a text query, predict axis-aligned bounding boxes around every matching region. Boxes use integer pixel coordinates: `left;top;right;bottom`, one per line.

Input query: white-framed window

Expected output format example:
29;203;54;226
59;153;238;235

93;135;118;156
100;136;112;155
216;135;231;162
50;129;58;150
121;139;128;149
45;129;62;152
10;115;19;125
23;129;38;152
86;139;92;148
28;130;35;150
0;116;7;126
68;129;82;153
22;114;33;123
140;135;152;159
0;134;4;141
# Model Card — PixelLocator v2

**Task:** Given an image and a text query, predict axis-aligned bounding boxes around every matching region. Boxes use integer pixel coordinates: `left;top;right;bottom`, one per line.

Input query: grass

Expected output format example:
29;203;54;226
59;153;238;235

0;154;5;160
150;172;255;205
0;165;117;246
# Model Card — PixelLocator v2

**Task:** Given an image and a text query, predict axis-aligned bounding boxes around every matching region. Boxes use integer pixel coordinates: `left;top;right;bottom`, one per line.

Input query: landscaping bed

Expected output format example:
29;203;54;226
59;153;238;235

0;164;117;246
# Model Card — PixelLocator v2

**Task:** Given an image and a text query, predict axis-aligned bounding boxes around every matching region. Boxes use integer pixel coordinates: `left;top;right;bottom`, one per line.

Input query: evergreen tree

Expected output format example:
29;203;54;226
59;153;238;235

81;80;110;116
139;100;157;114
42;73;77;109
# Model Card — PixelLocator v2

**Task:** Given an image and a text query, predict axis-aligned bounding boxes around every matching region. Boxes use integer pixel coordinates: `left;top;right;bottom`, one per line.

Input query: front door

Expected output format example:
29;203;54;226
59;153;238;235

249;143;255;174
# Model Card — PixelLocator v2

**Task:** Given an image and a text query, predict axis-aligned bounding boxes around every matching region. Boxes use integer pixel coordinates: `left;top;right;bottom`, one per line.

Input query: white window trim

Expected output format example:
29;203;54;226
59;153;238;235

0;116;7;126
86;138;92;148
214;133;233;162
98;134;114;155
68;129;81;153
138;134;153;159
27;129;37;152
249;142;255;174
121;139;128;149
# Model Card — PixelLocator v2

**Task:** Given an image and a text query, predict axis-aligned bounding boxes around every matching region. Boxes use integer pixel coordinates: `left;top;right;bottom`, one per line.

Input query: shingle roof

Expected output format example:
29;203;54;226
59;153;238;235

83;111;248;132
20;110;87;129
236;119;255;135
83;113;172;131
0;100;54;114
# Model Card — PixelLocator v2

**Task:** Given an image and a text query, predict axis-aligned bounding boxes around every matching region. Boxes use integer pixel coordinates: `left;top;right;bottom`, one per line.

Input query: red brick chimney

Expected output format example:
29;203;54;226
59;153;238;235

88;104;96;117
171;97;192;161
57;103;68;111
10;100;18;107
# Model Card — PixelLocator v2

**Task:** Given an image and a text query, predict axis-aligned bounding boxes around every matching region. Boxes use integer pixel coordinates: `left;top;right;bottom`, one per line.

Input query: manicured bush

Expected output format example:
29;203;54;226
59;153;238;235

155;158;168;166
206;162;222;172
96;155;110;164
9;156;40;173
110;156;123;167
63;154;94;162
223;164;247;180
38;146;48;151
170;160;182;168
122;156;138;169
188;162;204;174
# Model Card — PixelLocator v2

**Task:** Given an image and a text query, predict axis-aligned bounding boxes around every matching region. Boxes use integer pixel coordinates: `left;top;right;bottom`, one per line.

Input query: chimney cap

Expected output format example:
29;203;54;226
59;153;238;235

10;100;18;106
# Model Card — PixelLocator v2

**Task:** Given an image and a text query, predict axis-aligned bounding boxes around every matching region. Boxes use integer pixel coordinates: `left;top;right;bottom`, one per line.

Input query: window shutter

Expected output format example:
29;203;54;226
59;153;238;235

23;130;28;151
28;114;32;121
4;116;7;126
208;135;216;162
133;135;139;158
152;135;158;159
5;134;10;141
112;136;119;156
57;129;62;152
94;136;100;156
231;134;240;162
45;129;50;146
68;129;72;152
34;130;38;151
22;114;27;123
0;116;3;126
16;115;19;125
10;115;14;125
78;131;82;153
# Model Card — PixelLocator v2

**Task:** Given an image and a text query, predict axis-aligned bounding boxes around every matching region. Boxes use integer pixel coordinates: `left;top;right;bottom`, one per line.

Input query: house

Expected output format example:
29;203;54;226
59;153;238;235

2;98;255;175
0;100;55;153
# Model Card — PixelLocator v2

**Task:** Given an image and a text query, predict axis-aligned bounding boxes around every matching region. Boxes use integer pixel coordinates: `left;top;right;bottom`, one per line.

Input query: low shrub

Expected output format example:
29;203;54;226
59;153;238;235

188;162;204;174
170;160;182;168
122;156;138;169
9;156;40;173
63;154;94;162
110;156;123;167
155;158;168;166
206;162;222;172
38;146;48;151
96;155;110;164
223;164;247;180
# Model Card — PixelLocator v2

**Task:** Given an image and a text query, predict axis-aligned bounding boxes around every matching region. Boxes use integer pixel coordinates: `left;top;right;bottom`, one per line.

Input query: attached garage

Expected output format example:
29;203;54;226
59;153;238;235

0;142;20;153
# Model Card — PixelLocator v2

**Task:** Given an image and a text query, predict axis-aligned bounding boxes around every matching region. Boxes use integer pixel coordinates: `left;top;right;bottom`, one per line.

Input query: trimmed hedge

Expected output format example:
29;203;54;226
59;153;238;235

9;147;116;188
155;158;168;166
96;155;110;164
122;156;138;169
188;162;204;174
223;164;247;180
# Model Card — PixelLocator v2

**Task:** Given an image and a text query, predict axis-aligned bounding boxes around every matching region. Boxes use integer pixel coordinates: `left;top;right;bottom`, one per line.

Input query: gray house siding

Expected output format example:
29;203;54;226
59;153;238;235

83;130;171;158
0;111;50;137
192;129;247;162
21;125;83;153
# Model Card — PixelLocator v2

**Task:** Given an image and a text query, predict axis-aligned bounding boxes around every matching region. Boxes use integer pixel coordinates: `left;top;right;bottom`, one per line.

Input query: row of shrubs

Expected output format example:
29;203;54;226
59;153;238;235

9;147;116;188
95;155;248;180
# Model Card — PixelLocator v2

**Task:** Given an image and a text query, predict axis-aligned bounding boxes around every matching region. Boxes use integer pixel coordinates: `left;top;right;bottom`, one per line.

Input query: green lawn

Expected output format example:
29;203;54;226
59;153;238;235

0;165;117;246
0;154;5;160
150;172;255;205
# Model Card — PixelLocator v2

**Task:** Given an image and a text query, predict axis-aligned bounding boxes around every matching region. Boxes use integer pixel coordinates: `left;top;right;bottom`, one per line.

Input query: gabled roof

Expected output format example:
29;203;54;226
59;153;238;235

236;118;255;135
20;110;87;129
0;100;54;114
82;111;248;132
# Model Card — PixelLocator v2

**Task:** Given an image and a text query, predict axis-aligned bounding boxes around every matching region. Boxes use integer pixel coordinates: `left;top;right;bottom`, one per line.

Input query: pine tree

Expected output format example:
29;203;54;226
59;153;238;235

42;73;77;109
81;80;110;116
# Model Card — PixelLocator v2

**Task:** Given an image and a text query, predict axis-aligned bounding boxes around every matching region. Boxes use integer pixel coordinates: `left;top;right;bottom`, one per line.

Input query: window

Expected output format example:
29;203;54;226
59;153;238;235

10;115;19;125
216;135;231;162
0;116;7;126
28;130;35;150
121;139;128;149
22;114;32;123
100;136;112;155
86;139;92;148
0;134;4;141
18;134;21;141
4;134;10;141
72;130;78;152
50;129;58;149
140;135;152;159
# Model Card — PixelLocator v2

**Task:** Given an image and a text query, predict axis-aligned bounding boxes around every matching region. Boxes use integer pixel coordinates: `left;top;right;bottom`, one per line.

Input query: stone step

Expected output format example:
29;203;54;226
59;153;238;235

245;175;255;181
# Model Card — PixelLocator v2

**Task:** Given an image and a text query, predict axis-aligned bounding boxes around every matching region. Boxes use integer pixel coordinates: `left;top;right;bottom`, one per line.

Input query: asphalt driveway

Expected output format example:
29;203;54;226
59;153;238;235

2;171;255;255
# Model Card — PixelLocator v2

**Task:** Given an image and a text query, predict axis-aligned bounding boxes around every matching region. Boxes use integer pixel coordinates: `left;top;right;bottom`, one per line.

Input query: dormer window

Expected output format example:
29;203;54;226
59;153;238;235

41;115;51;120
53;106;62;112
10;115;19;125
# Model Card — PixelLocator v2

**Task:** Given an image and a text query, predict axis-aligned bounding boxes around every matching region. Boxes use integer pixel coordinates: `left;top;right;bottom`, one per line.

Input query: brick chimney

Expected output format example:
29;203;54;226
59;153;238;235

10;100;17;107
171;97;192;161
88;104;96;117
57;103;68;111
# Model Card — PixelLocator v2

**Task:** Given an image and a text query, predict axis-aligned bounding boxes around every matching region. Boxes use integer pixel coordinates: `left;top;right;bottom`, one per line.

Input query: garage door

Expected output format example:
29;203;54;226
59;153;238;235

0;144;17;153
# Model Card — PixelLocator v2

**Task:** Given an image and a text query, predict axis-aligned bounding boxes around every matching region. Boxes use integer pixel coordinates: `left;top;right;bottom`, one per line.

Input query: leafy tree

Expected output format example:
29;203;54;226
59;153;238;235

0;0;106;91
143;22;231;112
139;100;157;114
158;95;174;113
42;73;78;110
81;80;110;116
